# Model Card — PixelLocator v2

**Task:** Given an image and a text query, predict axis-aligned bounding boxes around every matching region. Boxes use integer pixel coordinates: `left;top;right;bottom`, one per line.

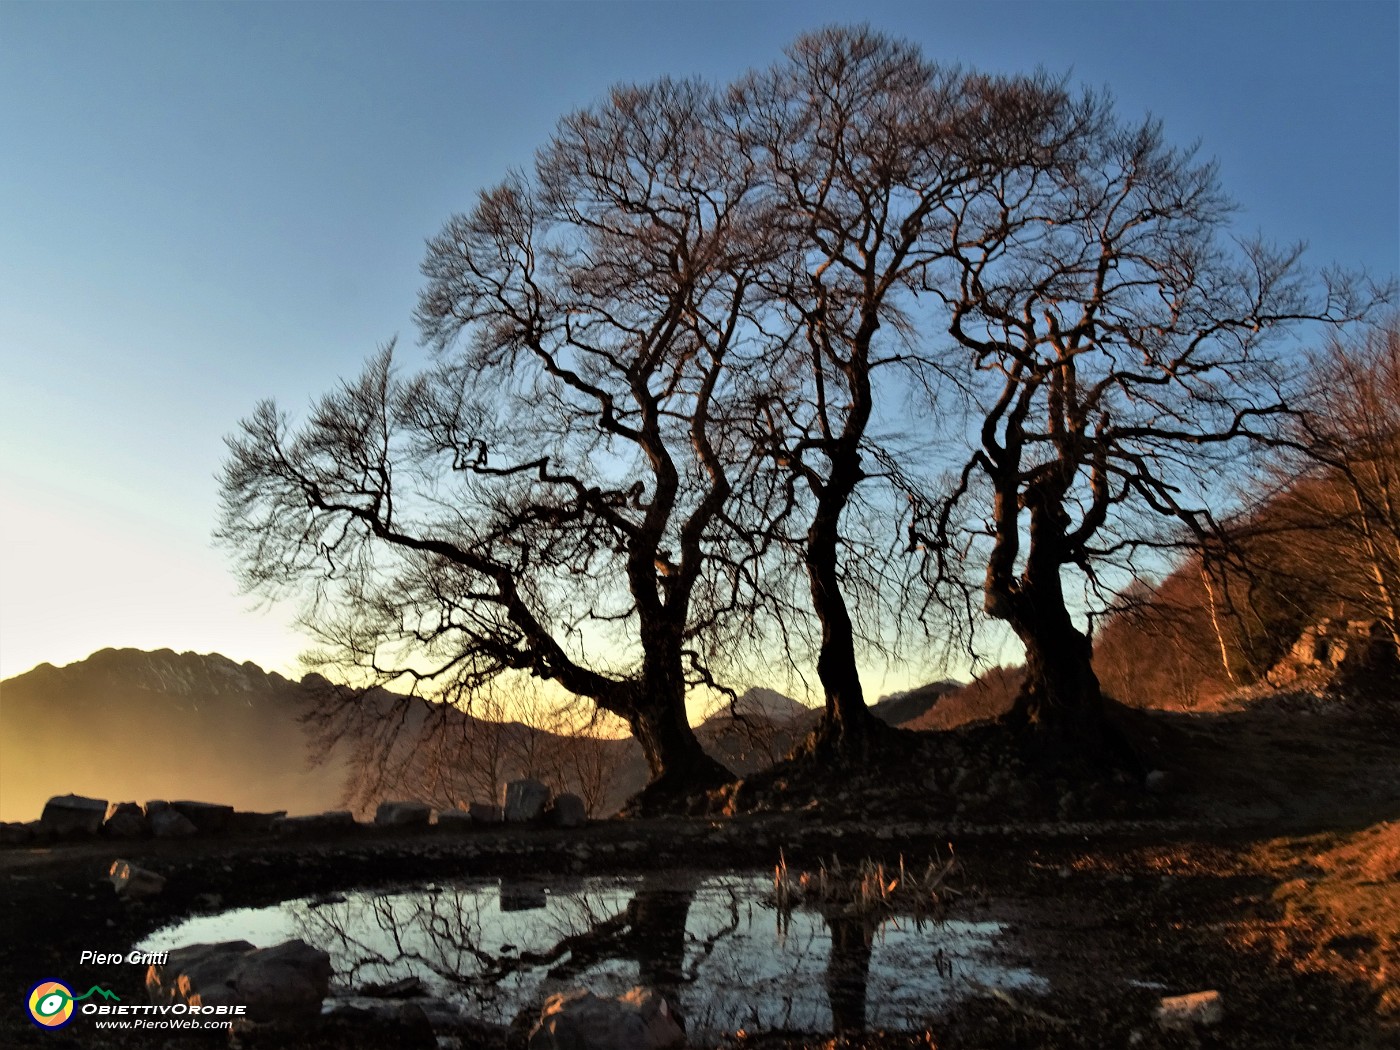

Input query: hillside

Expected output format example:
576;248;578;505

0;651;832;821
0;649;349;822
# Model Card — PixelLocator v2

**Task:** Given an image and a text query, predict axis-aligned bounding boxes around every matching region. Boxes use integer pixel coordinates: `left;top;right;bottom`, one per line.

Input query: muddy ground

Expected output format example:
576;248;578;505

3;695;1398;1049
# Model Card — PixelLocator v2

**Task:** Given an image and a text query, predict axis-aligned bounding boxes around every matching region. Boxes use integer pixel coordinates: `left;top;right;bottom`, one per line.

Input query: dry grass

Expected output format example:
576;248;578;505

770;851;959;923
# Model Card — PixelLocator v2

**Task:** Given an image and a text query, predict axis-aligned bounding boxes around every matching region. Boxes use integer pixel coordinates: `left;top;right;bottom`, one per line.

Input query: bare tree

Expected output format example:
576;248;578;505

746;27;1072;757
914;95;1383;770
220;79;782;811
1291;322;1400;642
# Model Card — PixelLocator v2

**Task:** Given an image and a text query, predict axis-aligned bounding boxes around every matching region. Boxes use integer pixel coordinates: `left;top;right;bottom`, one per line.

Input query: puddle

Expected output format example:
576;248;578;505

136;872;1044;1035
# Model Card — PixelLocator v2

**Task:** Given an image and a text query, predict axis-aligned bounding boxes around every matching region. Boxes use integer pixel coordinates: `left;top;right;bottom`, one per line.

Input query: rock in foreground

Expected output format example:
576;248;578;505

146;939;331;1021
528;987;684;1050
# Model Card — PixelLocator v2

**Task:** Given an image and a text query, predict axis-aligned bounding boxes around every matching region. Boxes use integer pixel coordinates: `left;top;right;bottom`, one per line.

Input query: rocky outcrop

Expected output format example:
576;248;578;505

528;987;684;1050
146;939;331;1021
40;794;107;835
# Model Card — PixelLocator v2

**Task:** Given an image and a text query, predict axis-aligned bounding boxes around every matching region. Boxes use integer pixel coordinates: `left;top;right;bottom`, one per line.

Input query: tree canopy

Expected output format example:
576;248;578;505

219;26;1389;805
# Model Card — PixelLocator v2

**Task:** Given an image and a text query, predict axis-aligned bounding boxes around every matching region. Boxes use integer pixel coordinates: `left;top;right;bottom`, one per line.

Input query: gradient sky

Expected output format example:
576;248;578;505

1;1;1396;683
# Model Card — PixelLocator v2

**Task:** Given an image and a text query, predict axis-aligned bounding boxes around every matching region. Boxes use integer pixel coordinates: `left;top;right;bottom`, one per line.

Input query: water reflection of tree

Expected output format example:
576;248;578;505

285;876;957;1037
821;909;874;1033
286;875;727;1012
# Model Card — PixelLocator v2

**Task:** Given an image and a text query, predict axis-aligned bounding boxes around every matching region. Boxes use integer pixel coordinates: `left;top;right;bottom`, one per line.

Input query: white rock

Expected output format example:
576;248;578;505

1155;990;1224;1030
108;859;166;898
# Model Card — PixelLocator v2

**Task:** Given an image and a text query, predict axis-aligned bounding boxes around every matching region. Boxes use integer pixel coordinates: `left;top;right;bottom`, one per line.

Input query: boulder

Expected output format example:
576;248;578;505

170;801;235;834
146;939;331;1021
528;987;684;1050
273;811;357;835
109;859;166;898
502;778;551;823
468;803;503;824
103;803;148;839
40;794;108;836
435;808;473;828
550;793;588;829
227;810;286;835
1155;990;1224;1031
374;801;432;827
149;809;198;838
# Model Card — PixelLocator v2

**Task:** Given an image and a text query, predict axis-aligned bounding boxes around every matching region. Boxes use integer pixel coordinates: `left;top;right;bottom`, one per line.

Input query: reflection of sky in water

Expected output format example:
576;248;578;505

137;874;1044;1034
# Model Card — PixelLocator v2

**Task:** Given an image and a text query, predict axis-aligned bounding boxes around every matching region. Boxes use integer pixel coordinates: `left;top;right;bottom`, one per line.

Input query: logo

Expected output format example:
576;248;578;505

27;980;120;1029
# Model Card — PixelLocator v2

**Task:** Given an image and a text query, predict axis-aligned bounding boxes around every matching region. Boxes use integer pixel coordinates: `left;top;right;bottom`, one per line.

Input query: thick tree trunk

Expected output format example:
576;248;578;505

1005;610;1137;776
623;673;734;815
804;453;883;758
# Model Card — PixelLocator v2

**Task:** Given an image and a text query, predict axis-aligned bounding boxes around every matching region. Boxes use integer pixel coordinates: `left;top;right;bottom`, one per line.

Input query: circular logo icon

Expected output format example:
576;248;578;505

27;980;76;1029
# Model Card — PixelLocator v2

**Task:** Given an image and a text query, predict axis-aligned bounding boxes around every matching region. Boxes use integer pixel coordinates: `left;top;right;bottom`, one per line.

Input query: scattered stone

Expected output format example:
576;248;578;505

228;810;286;835
502;779;551;823
149;809;198;838
273;811;357;835
528;987;684;1050
1155;990;1224;1031
468;803;503;824
1145;770;1172;794
169;800;235;834
108;859;165;898
550;793;588;829
40;794;108;836
146;939;332;1021
103;802;148;839
435;808;473;828
374;800;432;827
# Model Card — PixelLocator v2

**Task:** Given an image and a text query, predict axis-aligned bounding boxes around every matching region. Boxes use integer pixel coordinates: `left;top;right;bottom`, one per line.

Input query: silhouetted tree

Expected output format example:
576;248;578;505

914;93;1383;770
221;78;783;810
749;27;1073;757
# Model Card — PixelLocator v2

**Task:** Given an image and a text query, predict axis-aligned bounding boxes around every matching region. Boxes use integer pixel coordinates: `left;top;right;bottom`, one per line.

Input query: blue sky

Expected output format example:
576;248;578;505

1;1;1396;683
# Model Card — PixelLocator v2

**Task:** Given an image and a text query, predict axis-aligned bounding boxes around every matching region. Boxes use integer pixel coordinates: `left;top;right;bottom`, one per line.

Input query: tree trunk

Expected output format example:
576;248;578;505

823;910;874;1033
623;678;734;815
804;453;883;758
999;556;1137;775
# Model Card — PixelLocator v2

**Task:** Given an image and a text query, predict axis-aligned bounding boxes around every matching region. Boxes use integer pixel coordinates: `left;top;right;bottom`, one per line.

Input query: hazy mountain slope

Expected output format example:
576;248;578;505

0;649;349;822
0;650;832;821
